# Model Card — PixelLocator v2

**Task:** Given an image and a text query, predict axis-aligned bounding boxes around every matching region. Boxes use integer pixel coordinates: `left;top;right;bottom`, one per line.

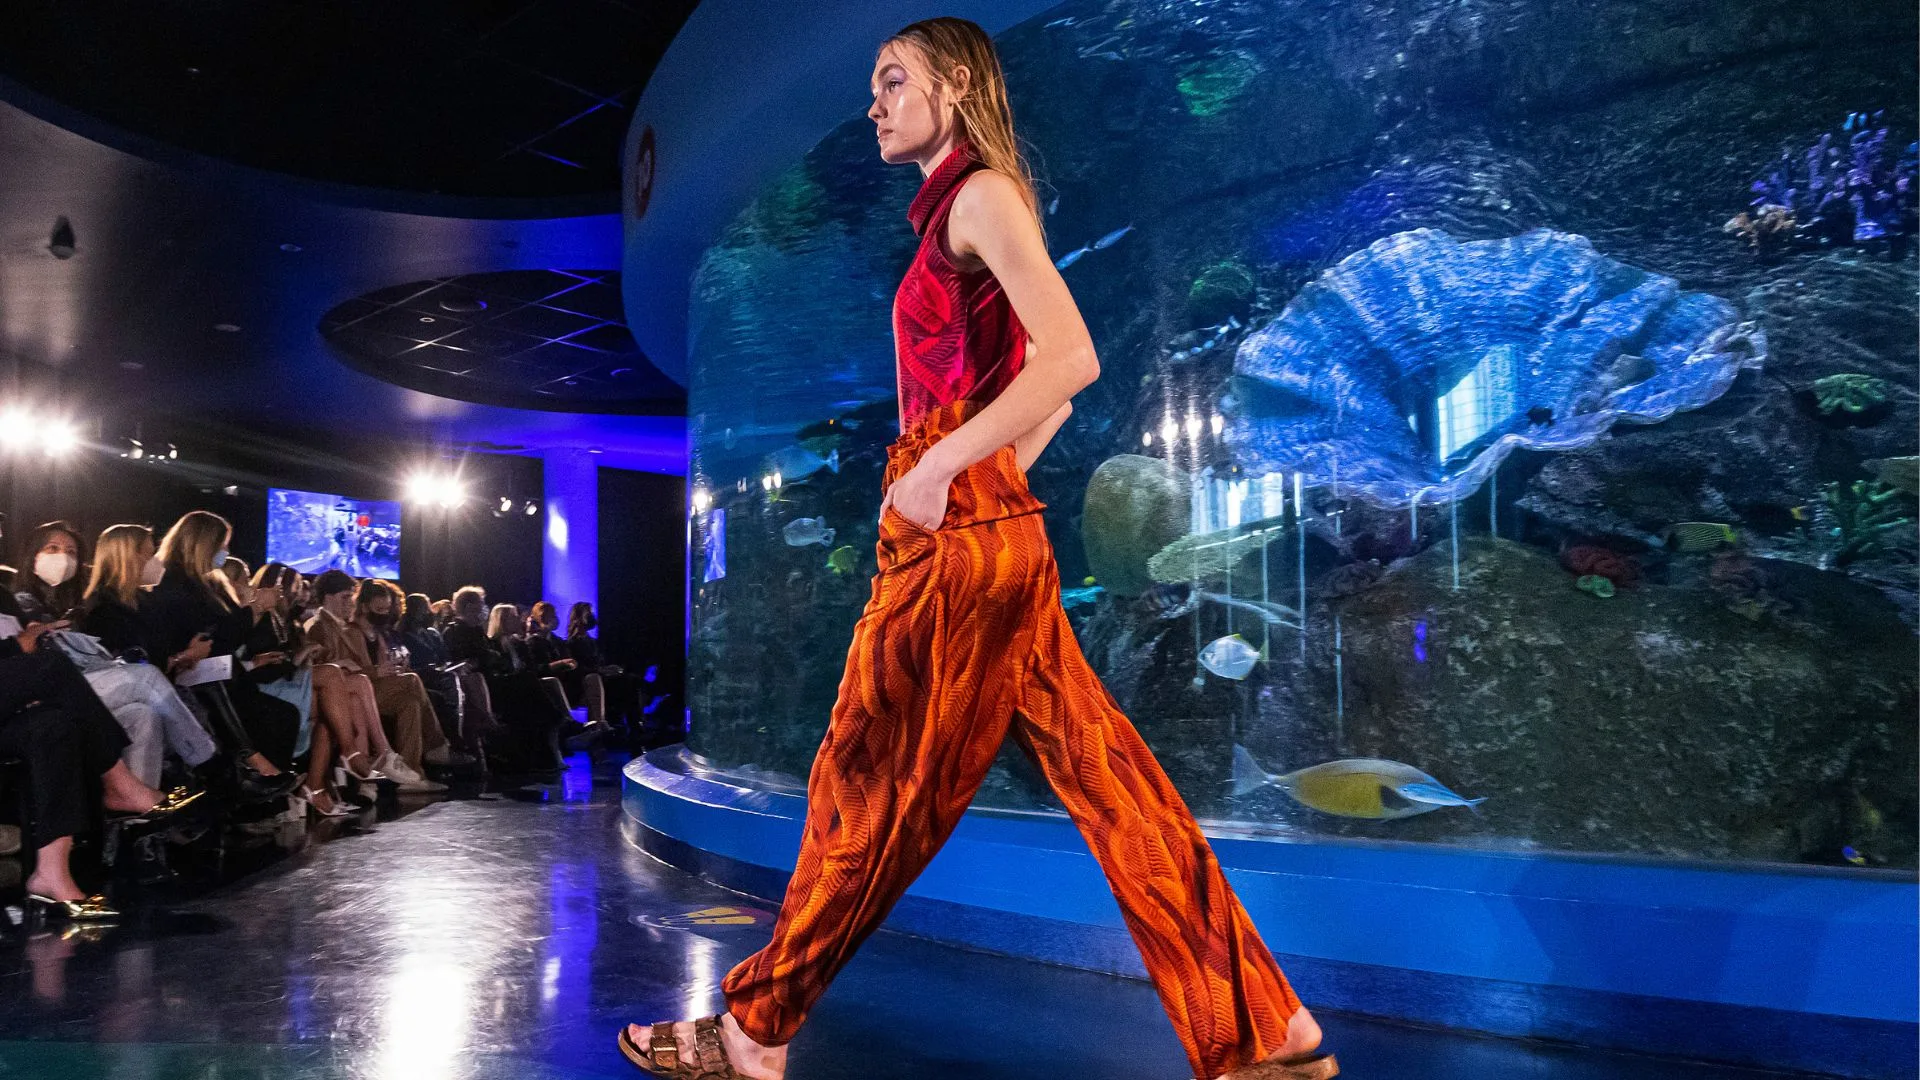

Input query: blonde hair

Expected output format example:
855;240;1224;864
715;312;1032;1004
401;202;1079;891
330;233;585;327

486;603;521;641
156;510;237;606
84;523;153;610
885;18;1043;234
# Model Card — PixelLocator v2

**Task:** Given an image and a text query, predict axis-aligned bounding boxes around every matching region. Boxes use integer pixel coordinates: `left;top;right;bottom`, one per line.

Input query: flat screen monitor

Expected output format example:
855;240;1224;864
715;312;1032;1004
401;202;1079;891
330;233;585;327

266;488;402;580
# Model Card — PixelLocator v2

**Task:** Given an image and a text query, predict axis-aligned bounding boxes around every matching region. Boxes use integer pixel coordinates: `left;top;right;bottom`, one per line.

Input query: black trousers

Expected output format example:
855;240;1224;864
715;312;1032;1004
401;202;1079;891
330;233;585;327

0;650;130;848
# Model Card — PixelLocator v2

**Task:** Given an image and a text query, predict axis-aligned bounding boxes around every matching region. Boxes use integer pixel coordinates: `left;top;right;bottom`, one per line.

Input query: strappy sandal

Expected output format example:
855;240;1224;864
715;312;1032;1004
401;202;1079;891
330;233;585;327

617;1016;748;1079
1215;1051;1340;1079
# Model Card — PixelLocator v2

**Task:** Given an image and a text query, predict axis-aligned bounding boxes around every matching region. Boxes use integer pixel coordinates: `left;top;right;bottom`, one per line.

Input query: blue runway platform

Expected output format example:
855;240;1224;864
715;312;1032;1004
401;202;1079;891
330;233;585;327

623;747;1919;1079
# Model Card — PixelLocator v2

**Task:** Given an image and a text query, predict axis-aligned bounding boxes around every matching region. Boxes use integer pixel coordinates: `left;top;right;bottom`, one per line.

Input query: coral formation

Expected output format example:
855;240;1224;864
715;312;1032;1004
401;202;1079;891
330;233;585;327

1737;113;1918;255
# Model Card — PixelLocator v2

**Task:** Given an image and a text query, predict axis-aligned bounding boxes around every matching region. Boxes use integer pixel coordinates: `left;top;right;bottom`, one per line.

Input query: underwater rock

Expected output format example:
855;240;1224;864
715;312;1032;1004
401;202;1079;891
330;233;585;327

1320;559;1386;599
1226;536;1917;866
1082;454;1193;598
1868;456;1920;496
1224;228;1765;509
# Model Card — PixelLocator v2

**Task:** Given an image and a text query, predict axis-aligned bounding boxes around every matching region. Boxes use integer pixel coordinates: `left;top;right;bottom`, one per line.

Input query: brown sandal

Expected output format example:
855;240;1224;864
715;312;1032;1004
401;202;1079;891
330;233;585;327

617;1016;748;1079
1216;1052;1339;1079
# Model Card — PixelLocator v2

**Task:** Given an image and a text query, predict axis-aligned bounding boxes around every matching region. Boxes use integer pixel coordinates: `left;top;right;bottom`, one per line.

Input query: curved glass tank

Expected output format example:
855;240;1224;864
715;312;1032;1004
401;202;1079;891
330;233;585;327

683;0;1918;871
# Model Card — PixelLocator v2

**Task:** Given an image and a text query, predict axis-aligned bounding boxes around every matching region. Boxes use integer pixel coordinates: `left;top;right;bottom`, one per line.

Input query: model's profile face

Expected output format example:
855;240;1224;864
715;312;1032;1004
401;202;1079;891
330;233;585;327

869;42;963;167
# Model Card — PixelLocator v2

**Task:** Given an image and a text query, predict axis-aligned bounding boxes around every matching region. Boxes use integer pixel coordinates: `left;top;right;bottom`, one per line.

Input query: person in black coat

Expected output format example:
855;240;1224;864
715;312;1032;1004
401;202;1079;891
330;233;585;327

140;512;301;778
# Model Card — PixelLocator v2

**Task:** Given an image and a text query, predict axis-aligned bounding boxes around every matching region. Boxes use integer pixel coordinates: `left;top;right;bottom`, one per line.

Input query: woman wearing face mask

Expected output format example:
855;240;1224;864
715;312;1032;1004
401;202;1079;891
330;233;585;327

620;20;1333;1080
141;511;302;787
15;520;88;625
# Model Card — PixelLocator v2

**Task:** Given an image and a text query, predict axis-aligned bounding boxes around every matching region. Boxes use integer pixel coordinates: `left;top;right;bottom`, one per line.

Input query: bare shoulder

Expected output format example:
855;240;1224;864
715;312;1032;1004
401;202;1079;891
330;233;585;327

951;168;1030;226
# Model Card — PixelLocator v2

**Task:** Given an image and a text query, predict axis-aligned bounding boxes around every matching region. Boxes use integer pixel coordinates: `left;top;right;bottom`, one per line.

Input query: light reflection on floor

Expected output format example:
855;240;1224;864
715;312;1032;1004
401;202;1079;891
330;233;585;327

0;756;1823;1080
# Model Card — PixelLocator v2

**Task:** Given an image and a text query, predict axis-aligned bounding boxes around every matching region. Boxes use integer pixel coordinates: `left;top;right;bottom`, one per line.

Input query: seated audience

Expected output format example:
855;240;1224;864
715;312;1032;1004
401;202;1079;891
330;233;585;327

68;523;221;789
301;571;445;793
141;511;303;787
443;587;569;776
1;596;198;919
523;601;607;729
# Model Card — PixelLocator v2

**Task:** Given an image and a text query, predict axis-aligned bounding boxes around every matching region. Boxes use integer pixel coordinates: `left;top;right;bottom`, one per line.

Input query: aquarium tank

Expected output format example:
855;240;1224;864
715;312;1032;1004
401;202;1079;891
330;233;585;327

682;0;1918;871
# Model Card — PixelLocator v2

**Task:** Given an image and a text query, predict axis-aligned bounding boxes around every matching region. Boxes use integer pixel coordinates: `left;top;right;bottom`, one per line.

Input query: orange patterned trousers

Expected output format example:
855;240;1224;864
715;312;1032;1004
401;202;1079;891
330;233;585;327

720;399;1304;1078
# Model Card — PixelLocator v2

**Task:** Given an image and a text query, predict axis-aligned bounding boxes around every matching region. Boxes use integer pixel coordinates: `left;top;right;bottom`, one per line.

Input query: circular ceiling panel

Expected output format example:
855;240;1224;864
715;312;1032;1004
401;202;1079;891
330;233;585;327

320;270;684;415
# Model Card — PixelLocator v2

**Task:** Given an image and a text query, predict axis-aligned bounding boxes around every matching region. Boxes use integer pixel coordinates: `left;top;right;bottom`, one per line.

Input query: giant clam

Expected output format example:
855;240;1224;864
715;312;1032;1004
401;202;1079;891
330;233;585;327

1222;228;1765;508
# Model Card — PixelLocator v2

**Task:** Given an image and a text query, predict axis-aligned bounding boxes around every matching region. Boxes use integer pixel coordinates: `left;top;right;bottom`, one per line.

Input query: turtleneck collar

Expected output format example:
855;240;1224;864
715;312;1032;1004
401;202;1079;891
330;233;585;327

906;139;979;237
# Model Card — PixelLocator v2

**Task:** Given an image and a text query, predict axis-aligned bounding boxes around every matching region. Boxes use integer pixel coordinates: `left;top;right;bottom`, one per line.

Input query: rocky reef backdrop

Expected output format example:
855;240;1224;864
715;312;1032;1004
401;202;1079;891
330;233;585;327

685;0;1918;870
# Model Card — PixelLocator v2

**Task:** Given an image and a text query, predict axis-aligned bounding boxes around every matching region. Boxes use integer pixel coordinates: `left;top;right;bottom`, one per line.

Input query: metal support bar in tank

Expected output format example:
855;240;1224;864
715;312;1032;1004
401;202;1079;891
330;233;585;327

1333;612;1345;749
1295;471;1307;660
1451;497;1462;592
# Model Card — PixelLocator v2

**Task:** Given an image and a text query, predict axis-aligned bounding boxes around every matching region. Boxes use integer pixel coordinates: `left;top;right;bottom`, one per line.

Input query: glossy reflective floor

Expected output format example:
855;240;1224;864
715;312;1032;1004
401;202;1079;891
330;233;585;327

0;756;1817;1079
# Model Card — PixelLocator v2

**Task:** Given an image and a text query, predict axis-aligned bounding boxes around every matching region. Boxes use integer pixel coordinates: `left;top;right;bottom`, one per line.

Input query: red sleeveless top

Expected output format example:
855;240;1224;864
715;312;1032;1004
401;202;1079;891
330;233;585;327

893;140;1028;433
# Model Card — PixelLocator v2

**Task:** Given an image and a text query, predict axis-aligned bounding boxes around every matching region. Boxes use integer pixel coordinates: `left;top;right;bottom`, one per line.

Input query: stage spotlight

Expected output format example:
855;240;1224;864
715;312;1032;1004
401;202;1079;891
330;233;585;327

1159;419;1178;444
1141;431;1152;447
124;438;144;460
44;419;78;456
166;443;179;460
1185;415;1203;440
522;500;538;516
1210;413;1224;436
497;495;514;514
0;408;32;451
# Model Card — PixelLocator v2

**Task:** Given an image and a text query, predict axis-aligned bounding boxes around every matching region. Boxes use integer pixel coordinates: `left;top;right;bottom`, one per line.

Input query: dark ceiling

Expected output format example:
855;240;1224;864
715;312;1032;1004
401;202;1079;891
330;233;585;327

0;0;697;204
321;270;683;413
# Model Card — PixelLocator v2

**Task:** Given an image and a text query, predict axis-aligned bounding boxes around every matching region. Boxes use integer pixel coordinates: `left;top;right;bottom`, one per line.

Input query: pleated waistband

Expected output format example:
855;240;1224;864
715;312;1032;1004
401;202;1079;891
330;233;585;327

884;399;1048;528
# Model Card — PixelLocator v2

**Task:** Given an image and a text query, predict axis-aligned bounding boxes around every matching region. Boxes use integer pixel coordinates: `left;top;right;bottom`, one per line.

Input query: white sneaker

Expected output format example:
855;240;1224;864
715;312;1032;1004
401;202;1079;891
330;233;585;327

372;751;421;785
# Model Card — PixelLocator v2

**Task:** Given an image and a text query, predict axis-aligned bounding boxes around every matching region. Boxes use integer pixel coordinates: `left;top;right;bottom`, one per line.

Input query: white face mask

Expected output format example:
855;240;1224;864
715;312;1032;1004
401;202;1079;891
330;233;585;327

34;551;77;587
139;555;165;588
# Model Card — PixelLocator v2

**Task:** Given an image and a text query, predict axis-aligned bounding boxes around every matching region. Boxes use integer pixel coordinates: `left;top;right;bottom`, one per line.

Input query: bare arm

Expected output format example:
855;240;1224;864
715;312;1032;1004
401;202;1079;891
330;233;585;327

914;170;1098;480
1013;400;1071;473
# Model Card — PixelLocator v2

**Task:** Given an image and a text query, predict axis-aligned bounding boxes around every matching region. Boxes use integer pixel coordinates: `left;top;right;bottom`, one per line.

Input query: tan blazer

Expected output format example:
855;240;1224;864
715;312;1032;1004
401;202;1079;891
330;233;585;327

304;608;375;673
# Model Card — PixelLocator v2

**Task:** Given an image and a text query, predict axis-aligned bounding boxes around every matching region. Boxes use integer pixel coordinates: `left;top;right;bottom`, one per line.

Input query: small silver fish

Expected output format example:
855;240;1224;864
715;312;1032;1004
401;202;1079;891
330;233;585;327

1198;634;1260;680
1055;224;1135;270
782;517;835;547
1231;745;1486;820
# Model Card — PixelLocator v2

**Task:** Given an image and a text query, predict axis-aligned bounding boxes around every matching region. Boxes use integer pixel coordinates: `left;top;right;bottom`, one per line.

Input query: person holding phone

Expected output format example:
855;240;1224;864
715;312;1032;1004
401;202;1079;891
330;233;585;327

140;512;302;785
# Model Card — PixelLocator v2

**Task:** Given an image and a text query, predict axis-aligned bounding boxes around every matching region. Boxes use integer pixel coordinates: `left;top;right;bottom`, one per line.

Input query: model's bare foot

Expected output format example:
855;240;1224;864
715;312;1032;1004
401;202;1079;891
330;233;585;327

100;772;167;815
1212;1007;1323;1077
1270;1006;1324;1062
25;868;87;903
625;1012;785;1080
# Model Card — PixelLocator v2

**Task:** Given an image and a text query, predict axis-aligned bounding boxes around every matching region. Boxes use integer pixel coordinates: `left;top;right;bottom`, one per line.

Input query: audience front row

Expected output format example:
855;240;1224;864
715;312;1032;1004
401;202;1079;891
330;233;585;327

0;510;649;923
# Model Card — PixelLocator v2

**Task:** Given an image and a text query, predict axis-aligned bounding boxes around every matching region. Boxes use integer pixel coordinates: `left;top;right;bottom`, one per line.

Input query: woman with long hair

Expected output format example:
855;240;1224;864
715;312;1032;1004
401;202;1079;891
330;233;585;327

143;511;302;789
71;523;221;788
620;20;1334;1080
